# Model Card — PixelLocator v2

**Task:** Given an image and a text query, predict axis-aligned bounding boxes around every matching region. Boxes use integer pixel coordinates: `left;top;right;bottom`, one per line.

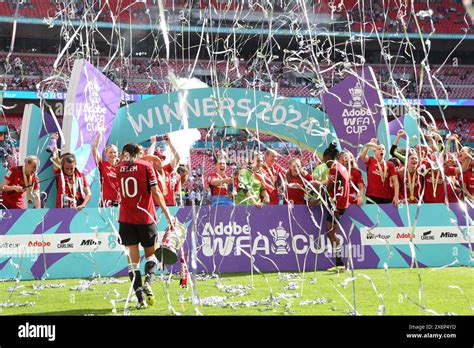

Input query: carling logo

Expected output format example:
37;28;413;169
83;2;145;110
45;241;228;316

269;221;290;255
18;322;55;341
57;238;74;249
421;230;435;241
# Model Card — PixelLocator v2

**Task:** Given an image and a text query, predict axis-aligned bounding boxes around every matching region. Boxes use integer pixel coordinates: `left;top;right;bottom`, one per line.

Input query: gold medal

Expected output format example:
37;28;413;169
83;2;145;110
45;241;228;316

376;160;388;183
431;170;440;198
264;164;277;189
407;170;417;202
22;166;33;204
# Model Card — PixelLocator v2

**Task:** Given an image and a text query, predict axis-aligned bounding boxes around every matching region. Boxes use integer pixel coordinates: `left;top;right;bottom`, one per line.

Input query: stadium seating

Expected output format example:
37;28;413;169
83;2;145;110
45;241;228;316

1;52;474;99
0;0;470;33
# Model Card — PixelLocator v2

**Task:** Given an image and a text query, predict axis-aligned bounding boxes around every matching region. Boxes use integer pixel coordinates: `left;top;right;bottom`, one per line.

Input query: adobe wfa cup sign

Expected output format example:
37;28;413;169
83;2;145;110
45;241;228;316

320;67;386;156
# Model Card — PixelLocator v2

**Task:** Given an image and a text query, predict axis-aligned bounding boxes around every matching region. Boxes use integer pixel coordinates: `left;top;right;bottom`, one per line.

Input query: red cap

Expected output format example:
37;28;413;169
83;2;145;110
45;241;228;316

154;149;166;160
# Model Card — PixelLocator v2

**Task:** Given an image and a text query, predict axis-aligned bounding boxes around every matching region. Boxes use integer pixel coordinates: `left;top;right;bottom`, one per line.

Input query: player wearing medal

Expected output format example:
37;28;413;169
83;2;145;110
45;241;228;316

444;151;463;203
1;155;41;209
208;157;234;206
283;158;313;205
93;130;120;207
117;143;174;309
339;150;365;206
419;157;445;203
311;147;350;267
445;146;474;202
398;150;423;204
361;138;400;205
261;149;286;205
50;140;91;210
144;135;180;206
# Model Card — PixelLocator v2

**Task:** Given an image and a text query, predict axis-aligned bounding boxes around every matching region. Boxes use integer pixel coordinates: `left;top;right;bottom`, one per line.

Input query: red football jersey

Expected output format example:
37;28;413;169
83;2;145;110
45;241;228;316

208;172;230;196
420;161;445;203
98;159;120;204
463;165;474;197
348;168;364;204
398;167;423;203
284;171;313;205
326;162;350;210
54;168;89;208
260;163;286;205
445;177;460;203
155;163;175;206
364;157;396;200
445;166;473;202
2;166;39;209
117;159;158;225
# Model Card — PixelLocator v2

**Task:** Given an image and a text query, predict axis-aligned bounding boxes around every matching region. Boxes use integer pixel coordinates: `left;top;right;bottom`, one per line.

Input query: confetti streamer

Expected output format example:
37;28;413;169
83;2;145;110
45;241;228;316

0;0;472;318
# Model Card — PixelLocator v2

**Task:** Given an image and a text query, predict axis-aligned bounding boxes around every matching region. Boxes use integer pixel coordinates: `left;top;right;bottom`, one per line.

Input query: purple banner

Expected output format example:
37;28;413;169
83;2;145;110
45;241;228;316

171;204;472;274
320;67;385;155
62;59;122;176
0;205;471;280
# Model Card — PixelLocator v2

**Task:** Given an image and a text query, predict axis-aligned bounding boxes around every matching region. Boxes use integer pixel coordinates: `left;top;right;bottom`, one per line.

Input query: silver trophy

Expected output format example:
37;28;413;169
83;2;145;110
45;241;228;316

155;221;187;265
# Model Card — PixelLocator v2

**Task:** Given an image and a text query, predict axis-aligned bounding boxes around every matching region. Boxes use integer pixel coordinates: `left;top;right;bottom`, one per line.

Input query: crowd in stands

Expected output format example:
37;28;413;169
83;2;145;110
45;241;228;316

0;0;471;35
2;52;474;100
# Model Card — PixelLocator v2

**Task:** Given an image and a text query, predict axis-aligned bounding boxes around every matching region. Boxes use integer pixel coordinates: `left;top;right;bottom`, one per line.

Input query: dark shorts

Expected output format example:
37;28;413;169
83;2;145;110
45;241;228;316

324;206;346;223
118;222;157;247
321;193;346;222
100;200;120;208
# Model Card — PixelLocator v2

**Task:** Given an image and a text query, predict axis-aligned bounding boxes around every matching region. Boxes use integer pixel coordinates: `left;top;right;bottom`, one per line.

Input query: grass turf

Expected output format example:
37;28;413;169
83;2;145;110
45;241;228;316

0;267;472;316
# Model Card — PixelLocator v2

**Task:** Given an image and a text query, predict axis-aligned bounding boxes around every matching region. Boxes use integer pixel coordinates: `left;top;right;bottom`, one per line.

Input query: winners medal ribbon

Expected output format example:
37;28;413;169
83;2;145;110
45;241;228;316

407;170;417;202
376;160;388;183
22;166;33;204
431;170;441;198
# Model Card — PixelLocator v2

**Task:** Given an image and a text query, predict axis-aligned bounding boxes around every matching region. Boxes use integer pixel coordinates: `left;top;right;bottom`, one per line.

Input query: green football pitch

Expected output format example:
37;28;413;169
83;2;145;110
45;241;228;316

0;267;472;316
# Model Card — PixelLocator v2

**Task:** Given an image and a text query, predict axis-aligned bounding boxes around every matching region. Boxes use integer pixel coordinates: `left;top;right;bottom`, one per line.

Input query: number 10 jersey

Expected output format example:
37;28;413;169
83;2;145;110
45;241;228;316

117;159;158;225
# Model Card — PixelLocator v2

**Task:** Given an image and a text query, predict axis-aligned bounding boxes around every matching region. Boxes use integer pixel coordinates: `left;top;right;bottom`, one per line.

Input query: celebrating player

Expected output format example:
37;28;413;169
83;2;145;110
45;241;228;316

261;149;286;205
50;137;91;210
361;139;399;205
1;155;41;209
311;147;350;268
144;135;180;206
235;154;270;208
116;143;174;309
339;150;365;206
283;158;313;205
398;150;423;204
93;131;120;207
208;157;234;206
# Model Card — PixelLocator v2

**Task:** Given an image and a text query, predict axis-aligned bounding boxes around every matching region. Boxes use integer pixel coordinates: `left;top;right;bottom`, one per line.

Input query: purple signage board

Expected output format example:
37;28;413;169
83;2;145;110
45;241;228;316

320;67;387;155
62;59;122;176
0;205;471;280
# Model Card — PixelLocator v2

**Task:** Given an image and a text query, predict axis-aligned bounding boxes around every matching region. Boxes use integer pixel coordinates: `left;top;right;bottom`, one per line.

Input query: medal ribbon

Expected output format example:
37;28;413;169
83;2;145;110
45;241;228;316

22;166;33;204
376;160;388;183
